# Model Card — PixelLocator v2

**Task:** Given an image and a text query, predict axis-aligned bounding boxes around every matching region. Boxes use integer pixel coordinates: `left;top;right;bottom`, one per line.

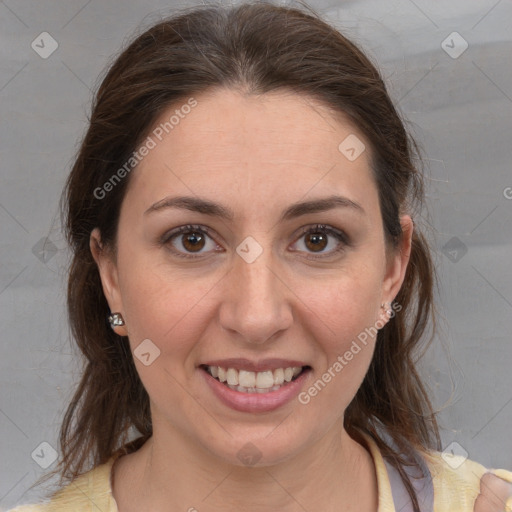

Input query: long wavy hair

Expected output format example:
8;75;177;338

31;2;442;510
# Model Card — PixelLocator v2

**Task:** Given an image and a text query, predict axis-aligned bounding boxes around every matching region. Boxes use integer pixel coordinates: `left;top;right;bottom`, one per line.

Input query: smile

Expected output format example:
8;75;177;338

200;363;311;412
203;365;306;393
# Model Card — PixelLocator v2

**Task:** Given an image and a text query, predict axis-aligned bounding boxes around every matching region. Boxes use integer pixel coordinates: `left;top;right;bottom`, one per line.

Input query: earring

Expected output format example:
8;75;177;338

108;312;125;329
380;303;393;317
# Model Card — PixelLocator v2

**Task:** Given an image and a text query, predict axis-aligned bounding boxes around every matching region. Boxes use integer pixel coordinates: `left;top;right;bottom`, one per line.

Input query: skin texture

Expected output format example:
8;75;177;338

474;473;512;512
90;87;413;512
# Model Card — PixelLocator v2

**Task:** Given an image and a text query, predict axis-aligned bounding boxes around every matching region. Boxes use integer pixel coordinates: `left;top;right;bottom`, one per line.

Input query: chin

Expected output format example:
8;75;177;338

199;424;316;469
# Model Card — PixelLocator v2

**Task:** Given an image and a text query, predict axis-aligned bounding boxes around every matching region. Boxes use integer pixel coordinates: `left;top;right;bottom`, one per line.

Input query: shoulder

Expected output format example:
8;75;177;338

6;456;118;512
423;449;512;512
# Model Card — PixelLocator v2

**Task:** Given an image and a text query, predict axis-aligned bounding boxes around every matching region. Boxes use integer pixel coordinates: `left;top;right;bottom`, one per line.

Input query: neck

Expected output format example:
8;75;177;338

112;420;378;512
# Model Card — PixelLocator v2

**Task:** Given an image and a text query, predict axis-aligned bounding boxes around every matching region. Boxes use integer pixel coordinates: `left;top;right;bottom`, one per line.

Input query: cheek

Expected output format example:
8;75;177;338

298;282;379;414
117;272;210;407
297;264;383;348
293;262;383;407
121;275;212;344
116;263;231;394
116;236;199;328
316;288;378;379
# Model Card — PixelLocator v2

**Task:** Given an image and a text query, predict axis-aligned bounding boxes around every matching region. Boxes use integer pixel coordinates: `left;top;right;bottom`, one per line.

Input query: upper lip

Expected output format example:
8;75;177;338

200;358;310;372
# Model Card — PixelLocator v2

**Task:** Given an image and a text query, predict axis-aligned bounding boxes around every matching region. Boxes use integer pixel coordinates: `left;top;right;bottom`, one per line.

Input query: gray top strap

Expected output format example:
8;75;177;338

383;451;434;512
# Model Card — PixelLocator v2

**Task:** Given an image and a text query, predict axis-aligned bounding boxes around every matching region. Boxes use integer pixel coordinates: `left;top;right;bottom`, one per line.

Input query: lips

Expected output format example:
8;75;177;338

198;358;311;412
201;365;311;412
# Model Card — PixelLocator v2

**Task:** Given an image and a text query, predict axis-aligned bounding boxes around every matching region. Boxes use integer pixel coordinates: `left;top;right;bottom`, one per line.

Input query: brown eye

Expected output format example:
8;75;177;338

304;232;328;252
182;231;206;252
291;224;350;259
162;224;220;259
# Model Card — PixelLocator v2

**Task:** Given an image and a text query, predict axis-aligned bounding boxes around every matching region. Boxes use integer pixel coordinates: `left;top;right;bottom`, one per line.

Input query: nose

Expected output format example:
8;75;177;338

218;247;294;345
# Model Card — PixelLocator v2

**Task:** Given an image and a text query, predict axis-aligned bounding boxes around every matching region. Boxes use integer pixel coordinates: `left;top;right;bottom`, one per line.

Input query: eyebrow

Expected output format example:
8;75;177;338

144;194;365;221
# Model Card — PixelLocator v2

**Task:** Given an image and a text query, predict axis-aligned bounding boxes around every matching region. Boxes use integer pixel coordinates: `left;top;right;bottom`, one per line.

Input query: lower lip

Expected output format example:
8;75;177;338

201;368;310;413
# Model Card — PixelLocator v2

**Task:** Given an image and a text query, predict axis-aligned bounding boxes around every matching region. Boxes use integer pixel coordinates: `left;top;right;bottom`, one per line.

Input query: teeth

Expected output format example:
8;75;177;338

207;365;304;391
256;371;274;389
273;368;284;385
284;368;294;382
228;384;286;394
238;370;256;388
226;368;238;386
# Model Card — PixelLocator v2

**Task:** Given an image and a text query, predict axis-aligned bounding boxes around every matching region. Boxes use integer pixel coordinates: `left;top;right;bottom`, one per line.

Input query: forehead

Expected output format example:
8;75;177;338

123;87;379;221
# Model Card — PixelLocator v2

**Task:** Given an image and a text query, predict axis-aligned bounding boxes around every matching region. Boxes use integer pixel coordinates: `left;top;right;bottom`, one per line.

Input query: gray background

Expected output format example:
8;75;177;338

1;0;511;508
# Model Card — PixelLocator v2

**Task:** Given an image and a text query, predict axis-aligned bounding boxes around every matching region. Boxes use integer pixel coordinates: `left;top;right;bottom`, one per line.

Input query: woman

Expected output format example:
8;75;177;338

9;1;512;511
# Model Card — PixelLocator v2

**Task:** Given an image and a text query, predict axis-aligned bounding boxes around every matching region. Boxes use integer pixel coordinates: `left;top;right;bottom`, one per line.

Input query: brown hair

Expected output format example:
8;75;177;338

32;2;441;510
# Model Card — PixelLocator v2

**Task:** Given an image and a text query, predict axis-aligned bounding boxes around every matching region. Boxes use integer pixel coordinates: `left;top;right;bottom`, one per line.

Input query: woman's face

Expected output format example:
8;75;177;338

92;87;412;466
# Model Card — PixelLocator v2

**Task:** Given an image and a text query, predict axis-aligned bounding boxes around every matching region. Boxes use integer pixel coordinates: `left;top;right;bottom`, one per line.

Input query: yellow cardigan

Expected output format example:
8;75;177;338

8;433;512;512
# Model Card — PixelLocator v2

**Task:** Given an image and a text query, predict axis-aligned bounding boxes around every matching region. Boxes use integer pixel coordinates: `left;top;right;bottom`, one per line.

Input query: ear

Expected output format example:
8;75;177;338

380;215;414;317
90;228;128;336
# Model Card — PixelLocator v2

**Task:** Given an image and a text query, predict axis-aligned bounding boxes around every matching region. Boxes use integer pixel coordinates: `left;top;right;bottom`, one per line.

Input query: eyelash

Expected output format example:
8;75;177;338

161;223;350;260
